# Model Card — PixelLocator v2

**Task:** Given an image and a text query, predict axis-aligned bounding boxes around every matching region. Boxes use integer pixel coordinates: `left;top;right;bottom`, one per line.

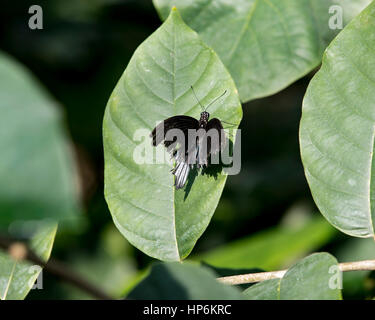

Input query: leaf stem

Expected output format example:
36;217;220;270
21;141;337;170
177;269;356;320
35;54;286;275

217;259;375;285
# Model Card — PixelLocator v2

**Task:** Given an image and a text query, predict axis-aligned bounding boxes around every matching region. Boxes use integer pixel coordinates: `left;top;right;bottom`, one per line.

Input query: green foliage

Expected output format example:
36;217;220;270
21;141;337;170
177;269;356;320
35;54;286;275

103;8;242;261
0;221;57;300
197;216;335;270
127;262;245;299
244;253;342;300
0;50;80;300
0;51;81;227
153;0;370;102
300;1;375;238
1;0;374;301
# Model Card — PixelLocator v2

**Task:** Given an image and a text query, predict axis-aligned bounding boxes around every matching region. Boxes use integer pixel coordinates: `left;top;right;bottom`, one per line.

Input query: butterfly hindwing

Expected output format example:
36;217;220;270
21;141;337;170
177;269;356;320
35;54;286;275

205;118;226;158
171;161;190;189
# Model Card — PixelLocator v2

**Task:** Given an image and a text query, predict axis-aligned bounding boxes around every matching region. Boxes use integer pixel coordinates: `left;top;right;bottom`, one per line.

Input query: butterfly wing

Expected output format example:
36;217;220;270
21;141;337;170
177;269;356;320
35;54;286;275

150;115;199;149
150;115;199;189
171;161;190;189
205;118;226;158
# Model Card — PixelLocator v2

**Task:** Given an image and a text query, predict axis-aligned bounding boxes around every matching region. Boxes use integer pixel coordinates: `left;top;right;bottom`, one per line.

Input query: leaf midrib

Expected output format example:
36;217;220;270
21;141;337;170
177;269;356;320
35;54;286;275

1;261;17;300
368;125;375;236
227;0;259;62
170;15;180;261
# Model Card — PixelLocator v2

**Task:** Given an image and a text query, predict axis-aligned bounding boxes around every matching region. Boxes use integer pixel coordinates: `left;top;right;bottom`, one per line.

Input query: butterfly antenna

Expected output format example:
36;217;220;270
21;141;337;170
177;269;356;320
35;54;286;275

190;85;205;111
205;90;227;111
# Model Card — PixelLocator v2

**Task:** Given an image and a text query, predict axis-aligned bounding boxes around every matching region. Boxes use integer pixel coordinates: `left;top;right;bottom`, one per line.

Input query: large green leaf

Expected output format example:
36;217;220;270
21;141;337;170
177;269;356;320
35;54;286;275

0;51;80;227
127;262;245;299
0;221;57;300
244;253;342;300
196;216;335;270
153;0;371;102
103;8;242;261
300;2;375;238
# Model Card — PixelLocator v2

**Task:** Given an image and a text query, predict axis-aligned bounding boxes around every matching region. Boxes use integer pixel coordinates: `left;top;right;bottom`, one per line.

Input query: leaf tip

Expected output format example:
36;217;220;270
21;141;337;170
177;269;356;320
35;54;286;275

169;5;181;20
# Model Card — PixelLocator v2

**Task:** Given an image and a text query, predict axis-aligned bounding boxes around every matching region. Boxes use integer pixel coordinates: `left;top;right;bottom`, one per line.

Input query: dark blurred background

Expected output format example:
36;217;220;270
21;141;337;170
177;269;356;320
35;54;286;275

1;0;375;299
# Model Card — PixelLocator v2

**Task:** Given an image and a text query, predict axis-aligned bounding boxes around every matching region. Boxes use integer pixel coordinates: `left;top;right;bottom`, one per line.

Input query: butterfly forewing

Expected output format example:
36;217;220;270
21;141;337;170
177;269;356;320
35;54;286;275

151;115;199;149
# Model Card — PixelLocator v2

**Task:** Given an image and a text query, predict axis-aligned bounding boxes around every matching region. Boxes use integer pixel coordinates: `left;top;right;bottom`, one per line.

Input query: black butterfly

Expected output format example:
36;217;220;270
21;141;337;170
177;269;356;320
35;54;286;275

150;86;229;189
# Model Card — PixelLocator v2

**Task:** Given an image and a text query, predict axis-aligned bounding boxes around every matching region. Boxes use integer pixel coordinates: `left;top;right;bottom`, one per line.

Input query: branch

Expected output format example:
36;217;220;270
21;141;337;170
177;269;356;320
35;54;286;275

0;235;113;300
217;259;375;285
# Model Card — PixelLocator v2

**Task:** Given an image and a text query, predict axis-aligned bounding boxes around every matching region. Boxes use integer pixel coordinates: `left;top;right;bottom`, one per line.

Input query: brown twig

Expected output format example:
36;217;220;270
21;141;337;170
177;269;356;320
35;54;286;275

217;260;375;285
0;235;113;300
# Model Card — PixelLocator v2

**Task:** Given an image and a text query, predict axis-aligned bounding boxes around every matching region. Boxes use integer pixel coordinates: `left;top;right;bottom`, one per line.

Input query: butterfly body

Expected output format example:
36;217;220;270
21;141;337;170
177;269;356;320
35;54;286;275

199;111;210;128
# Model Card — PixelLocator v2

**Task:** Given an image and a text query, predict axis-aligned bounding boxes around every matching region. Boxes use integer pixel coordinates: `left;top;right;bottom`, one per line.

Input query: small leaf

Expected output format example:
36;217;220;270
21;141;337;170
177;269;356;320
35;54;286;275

0;51;80;227
279;253;342;300
127;262;245;299
103;8;242;261
300;2;375;237
153;0;370;102
0;221;57;300
244;253;342;300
